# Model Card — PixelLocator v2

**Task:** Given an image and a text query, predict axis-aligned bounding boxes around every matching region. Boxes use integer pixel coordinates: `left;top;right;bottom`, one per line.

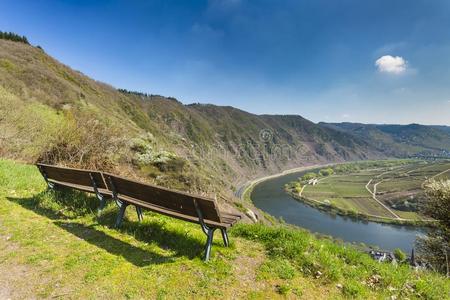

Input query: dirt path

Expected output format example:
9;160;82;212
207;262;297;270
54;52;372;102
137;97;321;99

421;167;450;188
365;179;401;219
431;168;450;180
366;163;438;220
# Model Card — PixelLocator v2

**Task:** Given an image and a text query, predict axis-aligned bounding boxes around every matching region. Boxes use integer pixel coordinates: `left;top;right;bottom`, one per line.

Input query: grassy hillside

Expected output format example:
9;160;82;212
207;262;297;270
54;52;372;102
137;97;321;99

1;160;448;299
0;38;383;205
320;123;450;157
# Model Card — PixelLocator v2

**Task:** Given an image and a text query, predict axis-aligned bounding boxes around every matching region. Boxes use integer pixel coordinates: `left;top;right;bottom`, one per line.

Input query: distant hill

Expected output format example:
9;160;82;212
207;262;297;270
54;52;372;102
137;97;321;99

431;125;450;134
319;122;450;157
1;37;448;202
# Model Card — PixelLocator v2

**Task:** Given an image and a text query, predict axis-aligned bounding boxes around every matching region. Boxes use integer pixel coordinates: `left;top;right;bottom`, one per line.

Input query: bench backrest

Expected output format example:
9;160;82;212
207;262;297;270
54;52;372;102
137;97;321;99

37;163;107;192
104;173;222;223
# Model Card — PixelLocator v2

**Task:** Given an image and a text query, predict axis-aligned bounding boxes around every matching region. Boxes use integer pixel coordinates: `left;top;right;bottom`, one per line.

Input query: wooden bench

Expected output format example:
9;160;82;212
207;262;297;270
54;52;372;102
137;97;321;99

103;173;241;261
37;163;113;213
36;164;241;261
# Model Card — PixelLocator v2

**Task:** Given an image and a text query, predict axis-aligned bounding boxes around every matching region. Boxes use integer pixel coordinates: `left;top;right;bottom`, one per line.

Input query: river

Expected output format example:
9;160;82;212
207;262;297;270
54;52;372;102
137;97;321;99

250;169;426;252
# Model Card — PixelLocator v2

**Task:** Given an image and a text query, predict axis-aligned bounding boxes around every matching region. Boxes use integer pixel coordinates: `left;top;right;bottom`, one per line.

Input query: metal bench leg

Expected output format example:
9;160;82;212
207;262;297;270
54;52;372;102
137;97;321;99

97;196;107;217
193;200;220;261
115;199;123;208
136;206;143;222
115;203;128;228
97;194;106;217
220;228;229;247
204;228;216;261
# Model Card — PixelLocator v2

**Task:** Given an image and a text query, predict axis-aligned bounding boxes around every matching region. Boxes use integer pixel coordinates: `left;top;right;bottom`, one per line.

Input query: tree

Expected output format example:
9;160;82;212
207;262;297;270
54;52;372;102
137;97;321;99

319;168;334;177
417;180;450;275
301;172;317;181
0;31;30;44
293;182;302;194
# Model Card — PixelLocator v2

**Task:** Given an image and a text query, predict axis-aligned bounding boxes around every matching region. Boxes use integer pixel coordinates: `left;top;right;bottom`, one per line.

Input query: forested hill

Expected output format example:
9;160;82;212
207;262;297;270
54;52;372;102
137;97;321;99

320;122;450;157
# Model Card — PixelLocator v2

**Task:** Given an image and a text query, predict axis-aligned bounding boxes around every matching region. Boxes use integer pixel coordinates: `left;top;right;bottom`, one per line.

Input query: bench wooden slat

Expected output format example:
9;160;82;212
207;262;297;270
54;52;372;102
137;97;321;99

37;163;107;190
46;180;111;196
114;194;236;228
104;174;223;224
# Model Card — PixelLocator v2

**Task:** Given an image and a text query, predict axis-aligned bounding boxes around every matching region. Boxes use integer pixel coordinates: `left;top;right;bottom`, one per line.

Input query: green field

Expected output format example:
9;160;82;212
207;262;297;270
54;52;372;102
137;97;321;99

299;160;450;222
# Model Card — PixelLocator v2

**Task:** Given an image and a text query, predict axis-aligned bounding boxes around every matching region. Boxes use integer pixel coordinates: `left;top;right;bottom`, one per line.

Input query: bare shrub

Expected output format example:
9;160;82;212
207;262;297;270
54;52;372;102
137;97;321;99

37;110;127;170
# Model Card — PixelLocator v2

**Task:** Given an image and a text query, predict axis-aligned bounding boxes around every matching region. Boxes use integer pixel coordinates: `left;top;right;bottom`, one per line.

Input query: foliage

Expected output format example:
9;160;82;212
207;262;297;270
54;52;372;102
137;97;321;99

322;122;450;158
37;110;126;170
0;30;29;44
292;182;302;194
319;167;334;176
233;223;449;299
130;136;153;153
130;135;154;165
301;172;317;181
332;160;413;174
418;180;450;275
393;248;406;262
130;136;185;172
118;88;161;99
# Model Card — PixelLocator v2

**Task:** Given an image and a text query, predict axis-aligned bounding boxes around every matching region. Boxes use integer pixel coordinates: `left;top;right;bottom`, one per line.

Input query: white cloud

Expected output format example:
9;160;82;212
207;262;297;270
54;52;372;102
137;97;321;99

375;55;407;74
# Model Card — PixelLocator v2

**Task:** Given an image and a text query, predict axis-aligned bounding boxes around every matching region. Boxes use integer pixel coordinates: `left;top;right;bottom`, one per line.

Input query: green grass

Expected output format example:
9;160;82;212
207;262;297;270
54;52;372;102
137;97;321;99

436;169;450;180
302;171;393;217
297;160;450;222
0;159;449;299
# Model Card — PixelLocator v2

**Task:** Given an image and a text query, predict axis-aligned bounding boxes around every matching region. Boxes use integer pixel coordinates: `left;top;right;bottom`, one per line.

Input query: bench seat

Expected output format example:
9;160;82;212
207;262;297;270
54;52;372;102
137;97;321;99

114;193;240;229
42;180;111;197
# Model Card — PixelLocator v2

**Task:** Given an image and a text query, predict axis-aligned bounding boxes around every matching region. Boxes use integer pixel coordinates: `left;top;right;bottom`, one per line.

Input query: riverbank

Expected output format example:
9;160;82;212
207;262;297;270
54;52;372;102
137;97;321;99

236;162;335;202
238;160;436;227
286;190;436;227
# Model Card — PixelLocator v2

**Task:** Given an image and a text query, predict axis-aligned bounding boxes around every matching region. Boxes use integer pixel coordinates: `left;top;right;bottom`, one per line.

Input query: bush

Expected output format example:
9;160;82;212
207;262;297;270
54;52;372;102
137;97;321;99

302;172;317;181
154;153;184;172
319;167;334;176
393;248;406;262
130;137;152;154
131;137;185;173
37;110;126;170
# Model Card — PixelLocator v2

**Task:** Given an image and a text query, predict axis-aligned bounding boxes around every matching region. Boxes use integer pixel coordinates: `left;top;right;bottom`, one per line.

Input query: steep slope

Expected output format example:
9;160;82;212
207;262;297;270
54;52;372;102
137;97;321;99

139;101;383;176
0;38;380;201
320;122;450;157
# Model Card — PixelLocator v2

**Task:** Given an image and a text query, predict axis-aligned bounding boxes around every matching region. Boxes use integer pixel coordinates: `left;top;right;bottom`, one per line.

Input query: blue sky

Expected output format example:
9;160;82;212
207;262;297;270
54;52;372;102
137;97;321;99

1;0;450;125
